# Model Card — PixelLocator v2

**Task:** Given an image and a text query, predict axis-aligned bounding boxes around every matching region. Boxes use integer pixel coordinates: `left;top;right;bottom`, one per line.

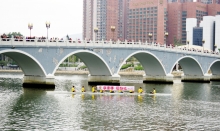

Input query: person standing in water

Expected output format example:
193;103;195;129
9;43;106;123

138;87;143;93
100;89;104;93
109;89;114;93
118;89;123;93
92;86;96;93
71;86;75;92
129;90;134;93
81;86;86;92
150;88;156;94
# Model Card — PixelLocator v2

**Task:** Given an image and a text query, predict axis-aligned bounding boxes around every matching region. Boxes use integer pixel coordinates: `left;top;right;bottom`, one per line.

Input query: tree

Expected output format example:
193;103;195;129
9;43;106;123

66;34;69;40
173;37;183;46
7;32;23;38
0;61;7;66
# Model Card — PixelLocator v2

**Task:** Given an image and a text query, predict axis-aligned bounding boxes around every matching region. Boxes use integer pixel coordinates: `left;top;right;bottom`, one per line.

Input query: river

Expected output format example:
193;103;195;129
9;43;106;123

0;73;220;130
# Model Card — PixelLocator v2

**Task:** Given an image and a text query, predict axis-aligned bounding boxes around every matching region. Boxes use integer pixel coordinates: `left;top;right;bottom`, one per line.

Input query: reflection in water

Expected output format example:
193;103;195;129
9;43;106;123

137;95;143;103
0;74;220;130
152;95;156;102
81;94;85;100
91;94;95;100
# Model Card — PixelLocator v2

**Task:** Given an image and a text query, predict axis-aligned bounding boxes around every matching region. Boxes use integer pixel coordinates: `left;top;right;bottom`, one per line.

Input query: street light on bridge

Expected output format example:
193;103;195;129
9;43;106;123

45;21;50;39
148;33;152;44
28;23;33;37
202;39;205;52
164;32;168;45
187;40;189;49
214;44;217;52
111;26;116;41
94;27;98;41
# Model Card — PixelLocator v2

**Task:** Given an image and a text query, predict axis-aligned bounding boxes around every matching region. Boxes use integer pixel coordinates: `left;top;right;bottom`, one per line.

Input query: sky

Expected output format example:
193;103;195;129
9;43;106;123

0;0;83;38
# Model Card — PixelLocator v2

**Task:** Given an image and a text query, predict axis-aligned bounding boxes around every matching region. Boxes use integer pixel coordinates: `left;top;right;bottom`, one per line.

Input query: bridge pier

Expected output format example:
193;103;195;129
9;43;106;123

210;75;220;81
143;74;173;84
181;74;210;83
88;74;120;85
22;75;55;89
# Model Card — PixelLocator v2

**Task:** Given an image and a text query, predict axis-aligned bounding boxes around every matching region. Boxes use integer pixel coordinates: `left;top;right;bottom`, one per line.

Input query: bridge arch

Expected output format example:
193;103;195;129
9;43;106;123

208;60;220;75
116;51;167;76
52;50;112;76
0;49;47;76
170;56;204;75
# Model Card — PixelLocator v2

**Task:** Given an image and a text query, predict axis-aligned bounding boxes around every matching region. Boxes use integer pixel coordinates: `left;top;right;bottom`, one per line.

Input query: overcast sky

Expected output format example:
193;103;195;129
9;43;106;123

0;0;83;38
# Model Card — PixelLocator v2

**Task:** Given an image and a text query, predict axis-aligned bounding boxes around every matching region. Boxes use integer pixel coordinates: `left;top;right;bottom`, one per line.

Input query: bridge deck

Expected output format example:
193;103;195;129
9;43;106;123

0;38;219;57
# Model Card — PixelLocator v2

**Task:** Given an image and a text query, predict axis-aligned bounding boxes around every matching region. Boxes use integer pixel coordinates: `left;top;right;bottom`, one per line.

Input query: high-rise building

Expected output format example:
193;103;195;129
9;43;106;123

83;0;220;44
167;2;220;45
216;15;220;48
127;0;168;44
83;0;94;40
192;27;203;46
202;16;216;50
198;0;216;4
106;0;118;41
83;0;127;41
168;0;220;4
187;15;220;51
117;0;129;41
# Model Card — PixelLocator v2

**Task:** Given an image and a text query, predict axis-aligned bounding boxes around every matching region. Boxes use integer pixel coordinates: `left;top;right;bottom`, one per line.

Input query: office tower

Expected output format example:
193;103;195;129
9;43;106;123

83;0;127;41
83;0;94;40
127;0;168;44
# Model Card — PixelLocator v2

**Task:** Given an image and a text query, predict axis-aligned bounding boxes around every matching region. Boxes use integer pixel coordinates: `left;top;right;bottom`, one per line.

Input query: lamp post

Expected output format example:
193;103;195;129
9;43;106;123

45;21;50;39
28;23;33;37
202;39;205;52
110;26;115;41
148;33;152;44
165;32;168;45
214;44;217;52
94;27;98;41
187;40;189;49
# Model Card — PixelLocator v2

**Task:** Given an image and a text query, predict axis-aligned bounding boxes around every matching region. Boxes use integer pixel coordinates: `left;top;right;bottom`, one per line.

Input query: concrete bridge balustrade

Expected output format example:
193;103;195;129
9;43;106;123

0;37;220;88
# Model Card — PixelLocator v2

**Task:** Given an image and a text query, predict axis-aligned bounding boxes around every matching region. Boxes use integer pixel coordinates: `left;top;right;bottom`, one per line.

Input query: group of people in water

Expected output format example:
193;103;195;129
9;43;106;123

71;86;156;94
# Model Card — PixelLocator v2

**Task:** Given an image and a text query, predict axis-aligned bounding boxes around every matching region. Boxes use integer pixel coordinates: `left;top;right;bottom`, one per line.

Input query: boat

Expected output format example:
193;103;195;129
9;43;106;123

147;93;172;96
46;91;172;96
46;85;172;96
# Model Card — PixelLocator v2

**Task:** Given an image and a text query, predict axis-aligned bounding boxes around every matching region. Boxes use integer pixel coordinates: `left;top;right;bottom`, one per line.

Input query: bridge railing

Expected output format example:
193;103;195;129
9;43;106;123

0;37;219;56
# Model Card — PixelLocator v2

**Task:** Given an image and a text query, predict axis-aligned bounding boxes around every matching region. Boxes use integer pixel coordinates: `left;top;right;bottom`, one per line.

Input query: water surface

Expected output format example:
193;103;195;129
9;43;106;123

0;74;220;130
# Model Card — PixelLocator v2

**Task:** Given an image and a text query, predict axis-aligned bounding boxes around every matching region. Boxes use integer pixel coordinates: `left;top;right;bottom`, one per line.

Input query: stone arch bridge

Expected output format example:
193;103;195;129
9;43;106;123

0;38;220;88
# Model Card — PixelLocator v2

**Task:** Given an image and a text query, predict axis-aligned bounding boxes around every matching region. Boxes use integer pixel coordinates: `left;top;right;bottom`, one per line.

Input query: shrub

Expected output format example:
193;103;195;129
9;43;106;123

121;64;133;69
135;65;144;70
80;65;87;69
